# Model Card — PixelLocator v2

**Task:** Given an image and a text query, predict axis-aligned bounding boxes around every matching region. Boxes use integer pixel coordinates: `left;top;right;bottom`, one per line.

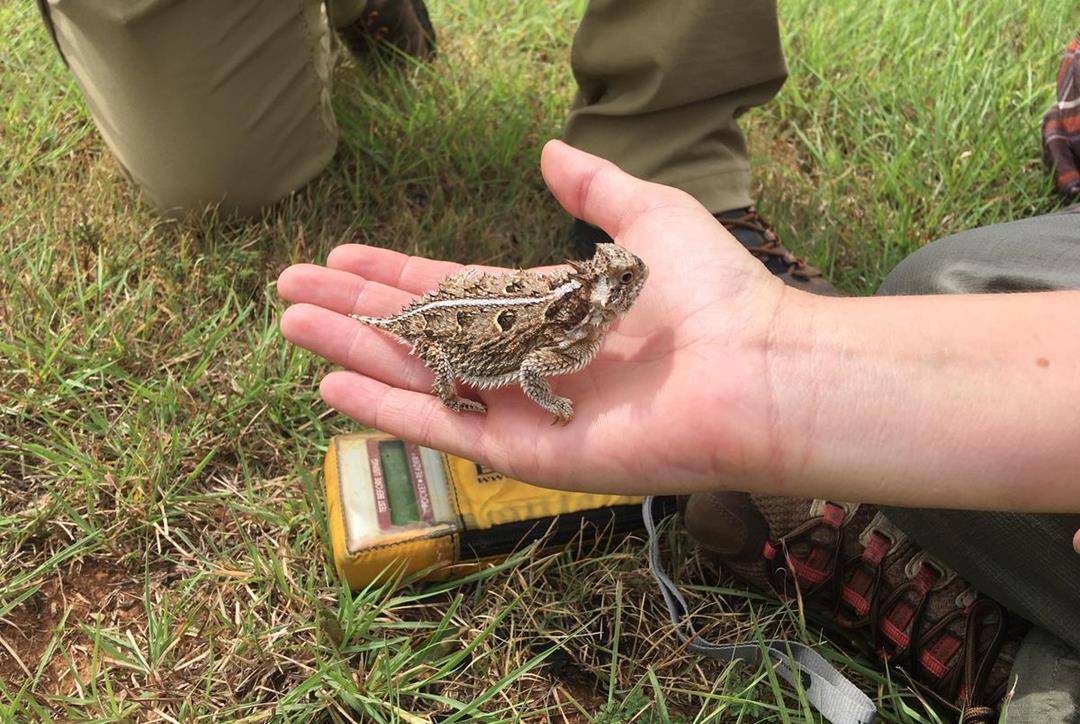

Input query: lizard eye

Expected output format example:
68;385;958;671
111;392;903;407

619;271;634;284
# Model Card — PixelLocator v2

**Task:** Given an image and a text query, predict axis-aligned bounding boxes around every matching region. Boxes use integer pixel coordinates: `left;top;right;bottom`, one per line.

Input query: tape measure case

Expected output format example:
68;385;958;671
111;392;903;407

324;432;661;589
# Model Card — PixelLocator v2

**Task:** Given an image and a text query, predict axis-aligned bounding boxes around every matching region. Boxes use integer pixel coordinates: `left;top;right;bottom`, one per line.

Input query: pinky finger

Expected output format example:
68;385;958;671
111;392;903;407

319;370;487;460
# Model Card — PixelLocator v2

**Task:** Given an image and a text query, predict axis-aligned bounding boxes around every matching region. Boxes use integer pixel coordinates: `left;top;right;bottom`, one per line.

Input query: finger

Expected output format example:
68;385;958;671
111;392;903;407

326;245;464;294
278;264;415;316
281;304;433;392
1073;528;1080;555
326;245;507;295
540;139;699;239
320;370;487;460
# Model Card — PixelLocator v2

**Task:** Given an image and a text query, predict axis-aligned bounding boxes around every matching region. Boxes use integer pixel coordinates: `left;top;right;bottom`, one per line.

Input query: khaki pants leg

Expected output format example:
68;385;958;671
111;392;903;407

565;0;787;214
43;0;338;216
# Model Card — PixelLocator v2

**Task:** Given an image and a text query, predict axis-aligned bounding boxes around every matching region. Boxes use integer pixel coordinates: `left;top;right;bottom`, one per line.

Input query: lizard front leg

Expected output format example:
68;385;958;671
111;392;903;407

519;344;597;425
424;346;487;414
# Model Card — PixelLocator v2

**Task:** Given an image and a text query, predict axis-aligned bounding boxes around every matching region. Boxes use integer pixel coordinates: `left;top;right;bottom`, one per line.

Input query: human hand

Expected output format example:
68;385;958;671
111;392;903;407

278;140;803;494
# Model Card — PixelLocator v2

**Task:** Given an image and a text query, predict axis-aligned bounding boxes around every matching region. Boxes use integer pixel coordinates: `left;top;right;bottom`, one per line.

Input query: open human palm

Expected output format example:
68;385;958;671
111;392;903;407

278;141;792;494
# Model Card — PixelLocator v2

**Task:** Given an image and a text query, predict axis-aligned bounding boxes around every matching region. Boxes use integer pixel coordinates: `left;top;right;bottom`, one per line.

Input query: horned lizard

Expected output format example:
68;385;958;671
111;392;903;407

351;243;648;424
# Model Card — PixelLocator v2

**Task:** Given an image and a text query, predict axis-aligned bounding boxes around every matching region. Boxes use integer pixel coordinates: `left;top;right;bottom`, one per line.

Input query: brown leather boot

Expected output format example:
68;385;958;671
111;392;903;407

337;0;436;60
716;206;843;296
682;493;1029;723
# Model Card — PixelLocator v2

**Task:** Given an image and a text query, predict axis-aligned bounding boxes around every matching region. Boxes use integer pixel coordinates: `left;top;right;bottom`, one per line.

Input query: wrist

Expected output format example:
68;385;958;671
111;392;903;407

757;289;910;500
758;286;829;490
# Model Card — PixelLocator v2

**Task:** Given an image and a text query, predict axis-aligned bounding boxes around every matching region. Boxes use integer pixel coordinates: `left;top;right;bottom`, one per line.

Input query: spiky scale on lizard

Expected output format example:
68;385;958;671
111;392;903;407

350;243;649;424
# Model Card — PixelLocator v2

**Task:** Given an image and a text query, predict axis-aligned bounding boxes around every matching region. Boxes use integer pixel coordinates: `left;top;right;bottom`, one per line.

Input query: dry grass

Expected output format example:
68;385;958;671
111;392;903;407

2;0;1076;720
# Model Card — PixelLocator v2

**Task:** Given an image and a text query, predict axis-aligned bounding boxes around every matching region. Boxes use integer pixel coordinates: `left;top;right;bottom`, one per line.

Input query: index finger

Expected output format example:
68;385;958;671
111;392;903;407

326;244;572;295
326;245;504;295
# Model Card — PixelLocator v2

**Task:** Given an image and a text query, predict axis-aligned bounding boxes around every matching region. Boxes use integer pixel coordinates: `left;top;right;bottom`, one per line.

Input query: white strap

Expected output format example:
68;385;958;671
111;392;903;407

643;496;878;724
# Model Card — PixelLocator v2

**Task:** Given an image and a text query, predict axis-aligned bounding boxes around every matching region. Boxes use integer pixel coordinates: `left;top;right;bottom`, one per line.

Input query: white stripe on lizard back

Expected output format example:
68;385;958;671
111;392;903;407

379;278;582;322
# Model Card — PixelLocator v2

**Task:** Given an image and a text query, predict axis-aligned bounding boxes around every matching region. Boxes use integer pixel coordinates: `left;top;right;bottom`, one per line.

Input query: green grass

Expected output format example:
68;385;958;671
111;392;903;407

1;0;1076;720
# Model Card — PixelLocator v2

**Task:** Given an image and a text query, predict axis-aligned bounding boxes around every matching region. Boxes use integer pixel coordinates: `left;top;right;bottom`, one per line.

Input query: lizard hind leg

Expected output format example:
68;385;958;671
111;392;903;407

519;349;580;425
426;347;487;414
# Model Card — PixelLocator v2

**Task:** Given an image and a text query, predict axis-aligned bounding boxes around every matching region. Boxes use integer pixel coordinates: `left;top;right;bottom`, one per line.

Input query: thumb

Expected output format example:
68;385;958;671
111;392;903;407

540;140;698;239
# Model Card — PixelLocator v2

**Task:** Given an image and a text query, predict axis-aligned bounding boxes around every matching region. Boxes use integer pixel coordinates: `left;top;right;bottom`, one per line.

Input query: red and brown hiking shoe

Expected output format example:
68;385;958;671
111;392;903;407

682;493;1029;722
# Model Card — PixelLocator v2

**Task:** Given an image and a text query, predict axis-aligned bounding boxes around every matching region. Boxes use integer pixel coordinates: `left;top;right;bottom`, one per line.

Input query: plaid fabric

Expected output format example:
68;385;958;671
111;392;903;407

1042;33;1080;199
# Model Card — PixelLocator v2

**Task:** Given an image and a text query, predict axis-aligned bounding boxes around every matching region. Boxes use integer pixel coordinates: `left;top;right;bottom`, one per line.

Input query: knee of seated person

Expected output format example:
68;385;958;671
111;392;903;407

879;213;1079;296
122;145;336;219
877;226;998;296
46;0;339;218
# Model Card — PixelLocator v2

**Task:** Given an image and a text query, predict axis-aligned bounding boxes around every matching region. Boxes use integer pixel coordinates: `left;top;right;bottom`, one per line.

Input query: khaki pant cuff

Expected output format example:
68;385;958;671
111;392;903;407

667;168;754;215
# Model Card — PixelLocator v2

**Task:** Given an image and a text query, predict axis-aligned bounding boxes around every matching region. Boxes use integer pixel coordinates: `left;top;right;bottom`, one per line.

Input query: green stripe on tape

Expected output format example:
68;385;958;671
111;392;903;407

379;440;421;526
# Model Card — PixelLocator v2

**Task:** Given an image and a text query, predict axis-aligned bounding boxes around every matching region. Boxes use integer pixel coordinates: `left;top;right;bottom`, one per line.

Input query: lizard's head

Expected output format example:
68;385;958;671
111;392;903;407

579;243;648;316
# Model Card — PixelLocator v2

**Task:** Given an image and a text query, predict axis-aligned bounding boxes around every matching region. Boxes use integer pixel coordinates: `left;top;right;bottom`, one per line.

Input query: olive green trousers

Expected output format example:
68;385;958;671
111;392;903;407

40;0;783;216
39;0;360;216
565;0;786;214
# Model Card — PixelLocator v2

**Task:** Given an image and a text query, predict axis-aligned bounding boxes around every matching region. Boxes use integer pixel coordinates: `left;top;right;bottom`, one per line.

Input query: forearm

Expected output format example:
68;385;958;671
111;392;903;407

765;289;1080;512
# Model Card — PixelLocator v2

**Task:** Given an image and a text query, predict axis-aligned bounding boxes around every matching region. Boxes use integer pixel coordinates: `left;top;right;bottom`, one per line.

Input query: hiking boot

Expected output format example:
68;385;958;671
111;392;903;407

682;492;1029;722
569;206;842;296
337;0;436;60
716;206;842;296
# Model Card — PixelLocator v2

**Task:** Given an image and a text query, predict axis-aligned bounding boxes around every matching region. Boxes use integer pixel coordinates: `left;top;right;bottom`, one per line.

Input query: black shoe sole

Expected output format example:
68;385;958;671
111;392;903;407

568;219;612;259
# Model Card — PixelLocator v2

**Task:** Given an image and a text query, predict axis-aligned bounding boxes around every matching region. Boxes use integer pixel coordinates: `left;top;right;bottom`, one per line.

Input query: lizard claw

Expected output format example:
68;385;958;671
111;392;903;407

548;400;574;426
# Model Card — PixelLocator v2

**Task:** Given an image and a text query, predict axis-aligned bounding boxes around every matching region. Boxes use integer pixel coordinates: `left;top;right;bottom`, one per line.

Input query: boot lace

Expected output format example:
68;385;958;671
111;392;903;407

720;207;824;281
763;501;1010;719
